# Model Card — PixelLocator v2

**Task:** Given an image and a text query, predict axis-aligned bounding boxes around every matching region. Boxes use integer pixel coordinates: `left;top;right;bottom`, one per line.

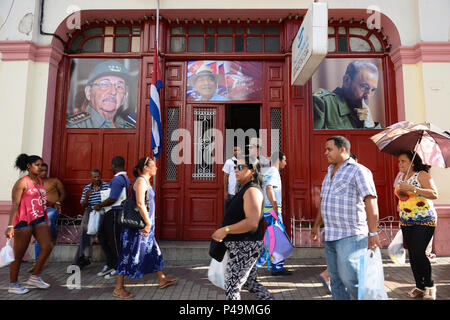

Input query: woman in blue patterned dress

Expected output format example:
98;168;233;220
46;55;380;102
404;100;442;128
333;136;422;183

113;157;178;299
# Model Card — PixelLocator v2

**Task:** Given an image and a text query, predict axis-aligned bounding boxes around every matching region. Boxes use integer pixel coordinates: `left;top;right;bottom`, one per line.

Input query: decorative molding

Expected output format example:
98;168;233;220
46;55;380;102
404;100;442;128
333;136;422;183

0;41;64;67
435;204;450;214
390;41;450;70
0;201;11;215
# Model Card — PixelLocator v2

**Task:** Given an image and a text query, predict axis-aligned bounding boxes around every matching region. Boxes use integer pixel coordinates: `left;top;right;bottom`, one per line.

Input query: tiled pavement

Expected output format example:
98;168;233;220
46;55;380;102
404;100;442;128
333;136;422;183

1;256;449;301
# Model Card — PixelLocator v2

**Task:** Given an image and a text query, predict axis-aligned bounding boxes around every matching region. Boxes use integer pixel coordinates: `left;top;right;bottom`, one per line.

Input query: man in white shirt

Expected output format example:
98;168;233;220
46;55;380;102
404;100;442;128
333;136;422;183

222;146;241;209
247;137;270;174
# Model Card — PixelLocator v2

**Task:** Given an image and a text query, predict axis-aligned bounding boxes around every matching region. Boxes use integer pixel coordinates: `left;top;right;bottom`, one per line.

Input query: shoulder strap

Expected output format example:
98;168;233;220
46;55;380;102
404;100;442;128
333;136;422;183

117;174;130;199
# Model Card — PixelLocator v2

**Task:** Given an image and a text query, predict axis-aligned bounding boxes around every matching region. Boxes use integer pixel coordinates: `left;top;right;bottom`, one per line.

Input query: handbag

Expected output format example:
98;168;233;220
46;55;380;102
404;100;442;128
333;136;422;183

117;198;146;230
358;247;388;300
263;209;294;265
208;251;229;289
209;239;227;262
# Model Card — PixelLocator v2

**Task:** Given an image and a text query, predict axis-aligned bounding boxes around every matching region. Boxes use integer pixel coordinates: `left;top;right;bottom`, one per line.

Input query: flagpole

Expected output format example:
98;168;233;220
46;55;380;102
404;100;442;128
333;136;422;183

156;0;159;55
153;0;160;192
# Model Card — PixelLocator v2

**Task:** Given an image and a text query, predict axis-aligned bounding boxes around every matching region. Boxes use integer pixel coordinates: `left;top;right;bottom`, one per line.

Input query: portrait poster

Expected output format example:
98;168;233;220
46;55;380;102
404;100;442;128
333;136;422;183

187;60;263;102
312;58;385;130
66;58;140;129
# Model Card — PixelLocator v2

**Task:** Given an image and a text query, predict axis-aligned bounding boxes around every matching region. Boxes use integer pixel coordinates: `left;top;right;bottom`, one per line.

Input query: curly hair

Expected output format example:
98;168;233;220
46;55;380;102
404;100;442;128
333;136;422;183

14;153;42;172
399;150;431;173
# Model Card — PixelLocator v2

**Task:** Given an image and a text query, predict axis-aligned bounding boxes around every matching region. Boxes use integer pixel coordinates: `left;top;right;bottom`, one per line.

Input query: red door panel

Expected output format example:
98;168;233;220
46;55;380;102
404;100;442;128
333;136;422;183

101;133;136;179
183;104;225;240
63;133;100;180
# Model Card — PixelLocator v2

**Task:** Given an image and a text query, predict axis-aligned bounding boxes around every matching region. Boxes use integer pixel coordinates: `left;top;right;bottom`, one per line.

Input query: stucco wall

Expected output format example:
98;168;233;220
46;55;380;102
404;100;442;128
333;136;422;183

0;59;50;200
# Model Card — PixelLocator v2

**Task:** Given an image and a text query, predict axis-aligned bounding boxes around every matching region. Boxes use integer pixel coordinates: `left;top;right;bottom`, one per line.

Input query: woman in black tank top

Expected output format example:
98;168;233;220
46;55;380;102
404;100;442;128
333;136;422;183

211;155;273;300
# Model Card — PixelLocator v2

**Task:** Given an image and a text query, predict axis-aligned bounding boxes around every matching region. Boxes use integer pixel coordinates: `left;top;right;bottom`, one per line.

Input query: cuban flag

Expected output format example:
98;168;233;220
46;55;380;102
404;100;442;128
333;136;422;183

149;49;163;158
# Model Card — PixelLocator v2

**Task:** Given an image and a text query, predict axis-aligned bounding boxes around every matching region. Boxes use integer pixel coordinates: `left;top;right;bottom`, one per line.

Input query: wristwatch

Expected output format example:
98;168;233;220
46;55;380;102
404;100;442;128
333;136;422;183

225;226;230;233
413;188;417;194
368;232;378;237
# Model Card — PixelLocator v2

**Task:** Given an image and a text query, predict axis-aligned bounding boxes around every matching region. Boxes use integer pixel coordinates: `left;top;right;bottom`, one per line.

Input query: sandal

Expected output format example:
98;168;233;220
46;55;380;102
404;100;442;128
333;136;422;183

423;286;436;300
113;289;133;299
405;287;424;298
159;277;178;289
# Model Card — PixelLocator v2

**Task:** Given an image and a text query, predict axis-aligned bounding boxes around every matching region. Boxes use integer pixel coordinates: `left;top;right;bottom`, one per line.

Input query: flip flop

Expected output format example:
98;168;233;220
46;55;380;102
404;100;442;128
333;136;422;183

112;290;133;299
319;275;331;292
158;278;178;289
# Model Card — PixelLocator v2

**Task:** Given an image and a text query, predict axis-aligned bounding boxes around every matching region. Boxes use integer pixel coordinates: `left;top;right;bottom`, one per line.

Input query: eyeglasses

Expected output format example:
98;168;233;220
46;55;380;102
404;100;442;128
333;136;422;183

234;164;249;171
91;80;126;93
359;83;376;94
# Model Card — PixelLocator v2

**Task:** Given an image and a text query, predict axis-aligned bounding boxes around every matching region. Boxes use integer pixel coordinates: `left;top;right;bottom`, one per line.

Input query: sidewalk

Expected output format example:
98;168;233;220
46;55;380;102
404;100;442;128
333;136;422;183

1;256;449;300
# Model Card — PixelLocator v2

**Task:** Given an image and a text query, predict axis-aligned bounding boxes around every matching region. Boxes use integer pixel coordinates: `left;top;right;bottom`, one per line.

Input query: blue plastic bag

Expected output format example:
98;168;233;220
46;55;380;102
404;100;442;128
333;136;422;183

358;247;388;300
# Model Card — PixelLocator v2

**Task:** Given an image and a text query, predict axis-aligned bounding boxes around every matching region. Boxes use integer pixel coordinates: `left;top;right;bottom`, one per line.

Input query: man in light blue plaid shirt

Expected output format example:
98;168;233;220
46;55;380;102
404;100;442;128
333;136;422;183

312;136;381;300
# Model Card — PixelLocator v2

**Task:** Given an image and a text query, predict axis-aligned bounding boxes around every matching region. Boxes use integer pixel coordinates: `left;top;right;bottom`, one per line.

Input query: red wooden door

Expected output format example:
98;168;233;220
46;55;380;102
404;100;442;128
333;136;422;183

183;104;225;240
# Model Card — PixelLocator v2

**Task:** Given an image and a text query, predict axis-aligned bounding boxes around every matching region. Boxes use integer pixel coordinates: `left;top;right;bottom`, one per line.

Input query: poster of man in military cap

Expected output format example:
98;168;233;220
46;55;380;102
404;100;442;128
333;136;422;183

66;59;140;129
312;58;385;130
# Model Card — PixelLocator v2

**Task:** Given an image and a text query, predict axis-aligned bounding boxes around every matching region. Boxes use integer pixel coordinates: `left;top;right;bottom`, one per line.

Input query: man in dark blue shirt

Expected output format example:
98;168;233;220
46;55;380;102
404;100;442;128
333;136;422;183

94;156;130;279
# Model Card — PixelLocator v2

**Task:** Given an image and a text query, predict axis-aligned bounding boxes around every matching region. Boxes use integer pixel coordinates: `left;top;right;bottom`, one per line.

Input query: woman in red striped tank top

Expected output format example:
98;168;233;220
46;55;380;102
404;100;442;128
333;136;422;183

4;154;54;295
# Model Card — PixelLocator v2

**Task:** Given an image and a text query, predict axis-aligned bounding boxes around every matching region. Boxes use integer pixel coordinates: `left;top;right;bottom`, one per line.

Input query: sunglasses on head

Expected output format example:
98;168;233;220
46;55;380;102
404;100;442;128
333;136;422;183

234;164;249;171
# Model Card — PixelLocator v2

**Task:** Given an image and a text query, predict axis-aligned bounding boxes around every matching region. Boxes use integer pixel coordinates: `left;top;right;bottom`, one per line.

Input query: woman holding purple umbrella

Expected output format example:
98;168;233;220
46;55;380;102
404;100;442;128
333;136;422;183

394;150;439;300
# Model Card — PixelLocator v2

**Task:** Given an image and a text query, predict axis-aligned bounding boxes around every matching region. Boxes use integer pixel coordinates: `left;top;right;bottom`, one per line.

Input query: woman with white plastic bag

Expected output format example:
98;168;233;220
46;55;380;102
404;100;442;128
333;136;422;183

5;154;54;295
358;247;388;300
0;239;15;268
211;155;273;300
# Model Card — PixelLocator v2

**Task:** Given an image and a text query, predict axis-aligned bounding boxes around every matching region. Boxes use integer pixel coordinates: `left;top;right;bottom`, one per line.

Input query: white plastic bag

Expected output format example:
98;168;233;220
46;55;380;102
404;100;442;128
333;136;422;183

87;210;101;235
358;247;388;300
100;187;126;212
207;251;229;289
0;239;15;268
388;229;406;265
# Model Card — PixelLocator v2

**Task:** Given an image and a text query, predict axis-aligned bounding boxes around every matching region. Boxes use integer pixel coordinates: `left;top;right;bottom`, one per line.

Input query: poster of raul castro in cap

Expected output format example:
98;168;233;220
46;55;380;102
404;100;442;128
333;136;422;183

66;59;140;129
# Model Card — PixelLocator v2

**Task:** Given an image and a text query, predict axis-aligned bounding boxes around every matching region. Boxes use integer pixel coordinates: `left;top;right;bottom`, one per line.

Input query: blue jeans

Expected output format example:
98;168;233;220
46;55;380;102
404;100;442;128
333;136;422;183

324;234;368;300
35;208;59;259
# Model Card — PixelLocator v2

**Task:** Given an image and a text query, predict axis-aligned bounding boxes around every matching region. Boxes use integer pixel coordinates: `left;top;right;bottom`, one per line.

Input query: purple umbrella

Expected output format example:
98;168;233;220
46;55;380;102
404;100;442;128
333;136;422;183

370;121;450;173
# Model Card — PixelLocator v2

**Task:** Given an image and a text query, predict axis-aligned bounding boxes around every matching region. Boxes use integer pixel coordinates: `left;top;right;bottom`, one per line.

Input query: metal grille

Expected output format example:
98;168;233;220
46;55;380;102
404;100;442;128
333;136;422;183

193;108;216;180
290;216;400;248
270;108;282;154
166;107;179;181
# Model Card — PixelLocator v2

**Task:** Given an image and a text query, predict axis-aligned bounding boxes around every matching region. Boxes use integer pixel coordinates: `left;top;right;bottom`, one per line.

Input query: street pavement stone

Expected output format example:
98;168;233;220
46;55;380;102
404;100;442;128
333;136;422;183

1;256;449;300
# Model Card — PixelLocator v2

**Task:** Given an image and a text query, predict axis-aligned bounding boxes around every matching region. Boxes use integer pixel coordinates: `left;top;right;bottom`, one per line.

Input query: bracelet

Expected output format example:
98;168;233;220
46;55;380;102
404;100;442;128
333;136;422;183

7;225;14;228
413;188;417;194
55;201;62;205
368;232;378;237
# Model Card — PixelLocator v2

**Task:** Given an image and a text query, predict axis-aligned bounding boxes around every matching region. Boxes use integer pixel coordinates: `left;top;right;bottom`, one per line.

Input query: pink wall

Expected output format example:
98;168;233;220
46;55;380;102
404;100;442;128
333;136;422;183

0;201;10;249
434;206;450;256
